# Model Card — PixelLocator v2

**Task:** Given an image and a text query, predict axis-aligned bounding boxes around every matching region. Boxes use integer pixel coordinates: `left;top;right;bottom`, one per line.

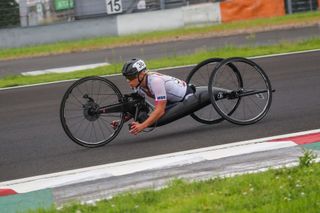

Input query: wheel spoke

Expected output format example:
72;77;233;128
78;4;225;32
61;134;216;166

97;119;107;140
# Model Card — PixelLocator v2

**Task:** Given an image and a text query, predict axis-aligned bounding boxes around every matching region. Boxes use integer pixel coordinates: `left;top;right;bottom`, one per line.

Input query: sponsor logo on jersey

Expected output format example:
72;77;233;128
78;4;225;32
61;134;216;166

157;96;166;100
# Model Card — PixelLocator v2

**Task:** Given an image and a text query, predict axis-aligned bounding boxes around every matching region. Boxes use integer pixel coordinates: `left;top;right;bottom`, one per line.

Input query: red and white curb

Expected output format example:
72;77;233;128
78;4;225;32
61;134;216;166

1;129;319;196
271;132;320;145
0;189;17;197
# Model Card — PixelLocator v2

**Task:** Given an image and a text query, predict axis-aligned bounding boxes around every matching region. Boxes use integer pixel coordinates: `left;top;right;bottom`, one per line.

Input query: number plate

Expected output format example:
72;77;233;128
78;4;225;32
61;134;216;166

106;0;123;14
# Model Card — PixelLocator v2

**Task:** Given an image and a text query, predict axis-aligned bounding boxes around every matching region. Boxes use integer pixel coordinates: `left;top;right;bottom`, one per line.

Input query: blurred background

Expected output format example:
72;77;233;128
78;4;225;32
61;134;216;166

0;0;319;48
1;0;319;28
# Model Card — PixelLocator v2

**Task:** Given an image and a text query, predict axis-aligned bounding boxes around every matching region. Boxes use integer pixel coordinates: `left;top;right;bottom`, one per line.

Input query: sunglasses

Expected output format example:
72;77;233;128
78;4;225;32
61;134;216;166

126;75;137;81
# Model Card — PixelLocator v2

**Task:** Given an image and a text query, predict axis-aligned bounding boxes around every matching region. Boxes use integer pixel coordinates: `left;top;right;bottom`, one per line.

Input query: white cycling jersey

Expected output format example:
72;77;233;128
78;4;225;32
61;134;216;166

137;72;187;103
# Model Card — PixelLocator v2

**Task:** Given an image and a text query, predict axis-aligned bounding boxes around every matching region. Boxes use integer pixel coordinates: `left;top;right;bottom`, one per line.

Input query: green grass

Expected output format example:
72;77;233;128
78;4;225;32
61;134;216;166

1;37;319;89
0;11;320;60
32;161;320;213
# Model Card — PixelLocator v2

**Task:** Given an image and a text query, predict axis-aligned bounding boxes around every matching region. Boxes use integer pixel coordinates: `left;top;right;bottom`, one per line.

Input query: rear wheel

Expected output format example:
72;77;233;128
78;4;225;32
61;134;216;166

186;58;241;124
209;57;273;125
60;76;124;147
186;58;224;124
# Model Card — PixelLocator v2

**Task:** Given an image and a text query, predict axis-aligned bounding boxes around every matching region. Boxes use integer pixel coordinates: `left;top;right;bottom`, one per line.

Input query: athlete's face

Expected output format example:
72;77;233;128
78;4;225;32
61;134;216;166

126;76;139;88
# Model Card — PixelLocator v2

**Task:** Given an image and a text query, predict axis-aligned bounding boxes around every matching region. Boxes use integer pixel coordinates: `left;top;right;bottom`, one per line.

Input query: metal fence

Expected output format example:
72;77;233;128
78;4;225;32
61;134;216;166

0;0;215;28
0;0;318;29
285;0;319;14
74;0;214;19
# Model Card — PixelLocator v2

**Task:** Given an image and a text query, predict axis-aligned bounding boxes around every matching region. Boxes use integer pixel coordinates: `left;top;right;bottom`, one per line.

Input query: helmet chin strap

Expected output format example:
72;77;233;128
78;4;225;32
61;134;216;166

135;71;147;88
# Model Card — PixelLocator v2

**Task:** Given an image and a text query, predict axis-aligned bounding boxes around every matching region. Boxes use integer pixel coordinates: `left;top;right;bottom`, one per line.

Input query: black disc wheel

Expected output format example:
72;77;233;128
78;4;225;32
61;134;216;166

60;76;124;147
209;57;273;125
186;58;241;124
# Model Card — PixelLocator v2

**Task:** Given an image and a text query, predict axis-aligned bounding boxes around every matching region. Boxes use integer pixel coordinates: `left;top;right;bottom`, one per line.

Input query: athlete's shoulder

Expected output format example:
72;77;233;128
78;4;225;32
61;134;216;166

148;72;165;78
148;72;165;83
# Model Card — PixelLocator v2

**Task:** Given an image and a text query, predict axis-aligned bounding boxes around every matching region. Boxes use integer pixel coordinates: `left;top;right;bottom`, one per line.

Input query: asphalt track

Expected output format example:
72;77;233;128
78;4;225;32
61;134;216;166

0;24;319;77
0;50;320;182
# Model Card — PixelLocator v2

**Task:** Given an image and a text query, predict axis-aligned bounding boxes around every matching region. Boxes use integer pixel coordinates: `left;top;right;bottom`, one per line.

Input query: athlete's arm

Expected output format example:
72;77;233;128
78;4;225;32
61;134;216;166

130;100;166;135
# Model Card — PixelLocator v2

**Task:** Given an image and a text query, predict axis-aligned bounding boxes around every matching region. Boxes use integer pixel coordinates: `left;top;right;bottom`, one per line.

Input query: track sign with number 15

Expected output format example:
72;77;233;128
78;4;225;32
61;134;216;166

106;0;123;14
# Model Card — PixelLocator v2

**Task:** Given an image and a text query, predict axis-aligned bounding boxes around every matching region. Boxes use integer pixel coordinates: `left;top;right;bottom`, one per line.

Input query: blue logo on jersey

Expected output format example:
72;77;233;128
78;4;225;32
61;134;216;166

157;96;166;100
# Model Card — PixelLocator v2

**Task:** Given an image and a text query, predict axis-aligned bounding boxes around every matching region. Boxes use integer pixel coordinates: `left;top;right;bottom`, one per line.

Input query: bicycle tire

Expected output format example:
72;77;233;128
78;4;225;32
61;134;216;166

60;76;125;147
186;58;241;124
209;57;273;125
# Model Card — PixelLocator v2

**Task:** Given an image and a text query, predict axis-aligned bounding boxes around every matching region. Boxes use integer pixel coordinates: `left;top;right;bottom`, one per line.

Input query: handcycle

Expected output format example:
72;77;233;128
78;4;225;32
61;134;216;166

60;57;274;148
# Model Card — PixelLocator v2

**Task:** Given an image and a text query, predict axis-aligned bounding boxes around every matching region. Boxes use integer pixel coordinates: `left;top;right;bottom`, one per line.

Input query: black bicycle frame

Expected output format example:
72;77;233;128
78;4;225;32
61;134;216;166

96;87;248;127
97;93;146;118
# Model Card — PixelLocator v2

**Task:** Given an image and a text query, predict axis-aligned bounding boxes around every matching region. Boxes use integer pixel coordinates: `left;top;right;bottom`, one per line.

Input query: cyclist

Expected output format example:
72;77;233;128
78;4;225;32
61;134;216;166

112;58;194;135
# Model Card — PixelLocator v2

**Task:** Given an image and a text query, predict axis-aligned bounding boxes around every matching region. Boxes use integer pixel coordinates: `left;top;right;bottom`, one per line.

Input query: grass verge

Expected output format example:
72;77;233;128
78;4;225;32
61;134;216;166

1;37;320;89
33;159;320;212
0;11;320;60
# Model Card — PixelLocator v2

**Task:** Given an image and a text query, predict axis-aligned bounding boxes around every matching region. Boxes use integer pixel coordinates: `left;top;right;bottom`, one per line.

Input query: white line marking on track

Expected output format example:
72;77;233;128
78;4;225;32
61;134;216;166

21;62;109;76
250;48;320;59
1;128;319;193
0;49;319;91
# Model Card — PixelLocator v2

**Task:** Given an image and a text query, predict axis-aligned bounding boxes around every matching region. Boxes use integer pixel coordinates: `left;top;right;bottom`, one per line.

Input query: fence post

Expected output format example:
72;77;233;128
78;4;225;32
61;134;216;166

286;0;293;14
309;0;313;10
19;0;28;27
160;0;165;9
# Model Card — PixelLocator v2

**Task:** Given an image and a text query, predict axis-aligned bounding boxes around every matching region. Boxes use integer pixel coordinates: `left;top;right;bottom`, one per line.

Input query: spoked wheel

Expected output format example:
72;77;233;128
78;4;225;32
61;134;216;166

186;58;241;124
209;57;273;125
60;76;124;147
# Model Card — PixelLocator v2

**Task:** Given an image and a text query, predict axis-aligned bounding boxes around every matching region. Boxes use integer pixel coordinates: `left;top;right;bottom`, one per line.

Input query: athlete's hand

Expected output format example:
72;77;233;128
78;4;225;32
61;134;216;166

129;122;145;135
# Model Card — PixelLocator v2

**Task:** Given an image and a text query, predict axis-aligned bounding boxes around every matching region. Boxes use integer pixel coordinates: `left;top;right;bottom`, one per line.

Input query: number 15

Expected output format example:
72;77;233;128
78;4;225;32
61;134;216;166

106;0;123;14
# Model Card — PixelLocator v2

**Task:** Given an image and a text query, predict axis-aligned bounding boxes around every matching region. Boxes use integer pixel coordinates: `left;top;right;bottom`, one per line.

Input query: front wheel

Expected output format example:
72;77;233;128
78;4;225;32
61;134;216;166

60;76;125;147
